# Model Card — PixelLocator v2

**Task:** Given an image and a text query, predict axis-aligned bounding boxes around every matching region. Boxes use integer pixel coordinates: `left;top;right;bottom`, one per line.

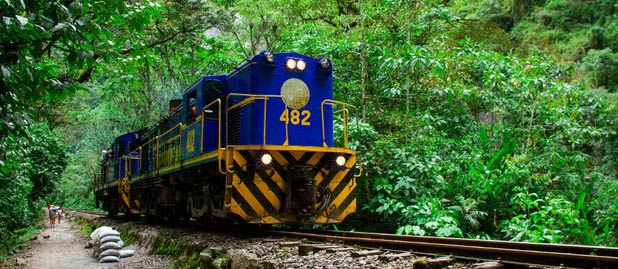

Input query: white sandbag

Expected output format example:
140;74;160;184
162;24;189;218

90;226;114;240
99;235;121;244
99;249;120;258
98;229;120;239
119;249;135;258
100;241;121;251
117;239;124;248
99;256;120;263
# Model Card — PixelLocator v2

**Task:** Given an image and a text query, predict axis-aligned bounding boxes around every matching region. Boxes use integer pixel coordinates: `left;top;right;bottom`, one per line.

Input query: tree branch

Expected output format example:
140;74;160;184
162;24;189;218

120;25;200;55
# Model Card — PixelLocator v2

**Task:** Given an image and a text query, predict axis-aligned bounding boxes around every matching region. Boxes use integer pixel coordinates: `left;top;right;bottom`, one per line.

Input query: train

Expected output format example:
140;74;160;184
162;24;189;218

94;52;360;224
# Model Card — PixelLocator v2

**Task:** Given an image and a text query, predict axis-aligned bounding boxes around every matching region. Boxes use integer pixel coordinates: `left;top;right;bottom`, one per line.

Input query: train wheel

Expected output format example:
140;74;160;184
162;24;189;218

106;196;118;218
145;191;160;222
108;209;118;218
188;196;214;223
174;194;189;221
187;196;202;218
124;212;140;220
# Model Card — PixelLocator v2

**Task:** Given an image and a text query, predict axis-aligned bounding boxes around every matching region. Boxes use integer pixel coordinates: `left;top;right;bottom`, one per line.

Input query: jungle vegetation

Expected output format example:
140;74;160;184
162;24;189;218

1;0;616;257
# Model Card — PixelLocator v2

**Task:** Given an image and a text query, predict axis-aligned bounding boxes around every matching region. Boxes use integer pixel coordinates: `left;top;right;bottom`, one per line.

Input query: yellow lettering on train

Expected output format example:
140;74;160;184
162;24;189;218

186;129;195;152
160;140;181;167
301;110;310;125
175;142;180;162
279;109;311;126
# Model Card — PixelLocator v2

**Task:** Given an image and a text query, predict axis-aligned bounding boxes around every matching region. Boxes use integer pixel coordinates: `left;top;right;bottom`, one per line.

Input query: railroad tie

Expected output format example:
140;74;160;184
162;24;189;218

298;244;341;256
412;256;455;269
472;262;504;269
326;247;355;253
350;249;385;257
378;252;414;261
277;241;301;247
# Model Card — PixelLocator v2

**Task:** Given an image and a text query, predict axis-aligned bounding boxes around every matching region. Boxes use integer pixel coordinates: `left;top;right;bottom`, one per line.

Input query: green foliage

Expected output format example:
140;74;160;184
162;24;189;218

451;0;617;90
2;0;617;250
0;0;164;123
579;48;618;92
50;0;241;210
1;0;171;252
0;123;66;254
446;20;514;53
501;197;575;243
73;218;95;239
357;35;617;243
0;224;41;261
393;198;464;238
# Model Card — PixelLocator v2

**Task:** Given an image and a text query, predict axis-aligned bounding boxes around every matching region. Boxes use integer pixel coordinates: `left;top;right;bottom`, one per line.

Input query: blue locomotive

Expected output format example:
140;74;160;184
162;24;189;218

95;52;359;224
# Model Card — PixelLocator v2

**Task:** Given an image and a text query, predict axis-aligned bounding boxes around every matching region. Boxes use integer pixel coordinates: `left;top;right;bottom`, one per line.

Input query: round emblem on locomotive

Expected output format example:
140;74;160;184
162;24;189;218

280;78;310;109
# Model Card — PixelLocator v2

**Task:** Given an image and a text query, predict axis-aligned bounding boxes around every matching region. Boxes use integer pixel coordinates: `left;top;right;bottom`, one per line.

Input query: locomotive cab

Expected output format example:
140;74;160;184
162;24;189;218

109;132;143;181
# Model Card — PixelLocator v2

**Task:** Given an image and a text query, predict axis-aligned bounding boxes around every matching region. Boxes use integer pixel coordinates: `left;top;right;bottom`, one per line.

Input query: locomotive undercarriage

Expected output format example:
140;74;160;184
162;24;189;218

282;165;328;220
129;164;226;222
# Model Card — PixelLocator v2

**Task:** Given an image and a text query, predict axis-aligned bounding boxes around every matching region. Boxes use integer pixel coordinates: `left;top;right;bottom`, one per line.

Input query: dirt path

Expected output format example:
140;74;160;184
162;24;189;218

1;213;173;269
24;216;100;269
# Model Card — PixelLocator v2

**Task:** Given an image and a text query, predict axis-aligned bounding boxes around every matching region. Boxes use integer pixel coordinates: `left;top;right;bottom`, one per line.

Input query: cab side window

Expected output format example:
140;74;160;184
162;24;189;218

203;80;223;120
187;98;197;124
184;85;198;124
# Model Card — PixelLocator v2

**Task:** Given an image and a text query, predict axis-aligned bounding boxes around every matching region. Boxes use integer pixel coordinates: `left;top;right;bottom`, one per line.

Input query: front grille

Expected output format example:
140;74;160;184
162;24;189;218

228;108;240;145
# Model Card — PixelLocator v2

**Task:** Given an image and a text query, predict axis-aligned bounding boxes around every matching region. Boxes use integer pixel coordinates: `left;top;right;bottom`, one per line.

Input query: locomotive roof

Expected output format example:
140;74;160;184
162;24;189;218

141;52;314;139
114;129;145;143
227;52;308;76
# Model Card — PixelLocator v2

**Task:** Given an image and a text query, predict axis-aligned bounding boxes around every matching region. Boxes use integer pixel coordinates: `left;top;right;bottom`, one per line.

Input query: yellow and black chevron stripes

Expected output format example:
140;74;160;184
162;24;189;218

317;153;357;221
224;146;357;224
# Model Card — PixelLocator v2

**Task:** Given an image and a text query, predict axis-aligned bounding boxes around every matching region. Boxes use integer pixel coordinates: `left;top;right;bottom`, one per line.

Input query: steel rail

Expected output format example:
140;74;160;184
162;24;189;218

70;209;108;217
267;229;618;268
313;229;618;257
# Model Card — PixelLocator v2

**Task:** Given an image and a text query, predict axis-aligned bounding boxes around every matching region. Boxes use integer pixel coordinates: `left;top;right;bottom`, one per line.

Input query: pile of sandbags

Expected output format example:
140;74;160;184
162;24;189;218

90;226;124;263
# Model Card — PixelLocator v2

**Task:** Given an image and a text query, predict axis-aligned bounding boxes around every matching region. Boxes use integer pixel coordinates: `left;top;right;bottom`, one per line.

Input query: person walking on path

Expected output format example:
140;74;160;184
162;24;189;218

48;204;57;228
57;206;65;223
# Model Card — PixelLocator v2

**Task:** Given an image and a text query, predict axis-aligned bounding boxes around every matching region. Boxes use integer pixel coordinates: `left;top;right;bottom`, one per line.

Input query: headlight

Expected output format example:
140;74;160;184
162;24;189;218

264;51;274;63
335;155;346;166
261;153;273;165
296;60;306;71
319;58;330;68
286;59;296;70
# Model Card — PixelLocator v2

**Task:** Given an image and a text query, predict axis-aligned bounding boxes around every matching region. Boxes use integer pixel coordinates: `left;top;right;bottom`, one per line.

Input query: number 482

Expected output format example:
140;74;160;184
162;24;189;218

279;109;310;126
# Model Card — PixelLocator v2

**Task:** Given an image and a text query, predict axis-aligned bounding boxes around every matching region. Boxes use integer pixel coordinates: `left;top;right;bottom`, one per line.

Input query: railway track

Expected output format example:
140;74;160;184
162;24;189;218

71;209;107;217
266;228;618;268
70;210;618;268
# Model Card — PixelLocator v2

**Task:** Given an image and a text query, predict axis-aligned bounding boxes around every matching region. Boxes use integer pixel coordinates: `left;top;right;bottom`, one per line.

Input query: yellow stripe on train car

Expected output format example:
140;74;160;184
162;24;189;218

232;145;356;155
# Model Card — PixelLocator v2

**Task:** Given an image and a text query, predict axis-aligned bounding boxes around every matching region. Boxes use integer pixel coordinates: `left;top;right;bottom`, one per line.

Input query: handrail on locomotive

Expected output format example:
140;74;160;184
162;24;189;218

223;93;290;173
321;99;363;177
223;93;361;174
225;93;291;147
112;104;215;179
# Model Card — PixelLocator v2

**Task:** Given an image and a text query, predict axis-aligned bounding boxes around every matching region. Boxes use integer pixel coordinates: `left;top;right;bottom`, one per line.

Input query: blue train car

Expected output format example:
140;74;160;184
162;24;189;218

95;52;360;224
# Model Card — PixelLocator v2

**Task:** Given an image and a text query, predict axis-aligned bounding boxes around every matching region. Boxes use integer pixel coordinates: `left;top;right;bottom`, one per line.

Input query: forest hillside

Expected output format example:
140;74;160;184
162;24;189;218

1;0;616;258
